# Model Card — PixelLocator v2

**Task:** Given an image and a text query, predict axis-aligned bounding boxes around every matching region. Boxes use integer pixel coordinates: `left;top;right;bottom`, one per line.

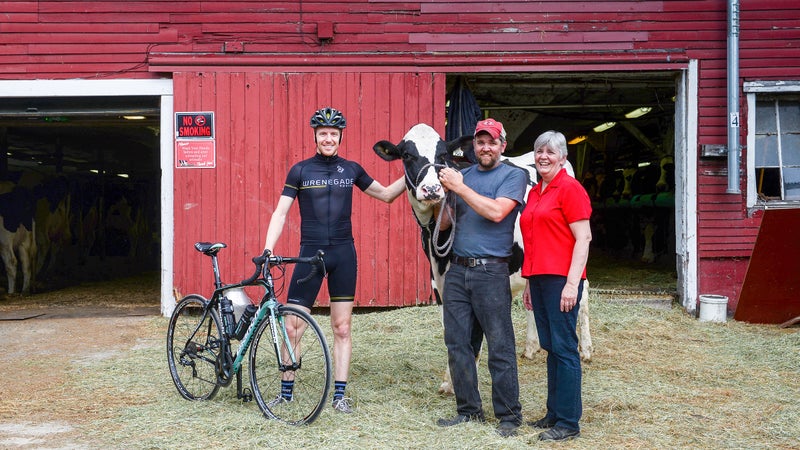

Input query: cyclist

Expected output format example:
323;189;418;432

263;107;405;413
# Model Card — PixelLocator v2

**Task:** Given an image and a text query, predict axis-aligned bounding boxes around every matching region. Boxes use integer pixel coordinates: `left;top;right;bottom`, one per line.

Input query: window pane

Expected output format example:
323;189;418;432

784;168;800;200
756;100;777;133
757;168;781;199
778;100;800;133
755;134;779;167
782;133;800;165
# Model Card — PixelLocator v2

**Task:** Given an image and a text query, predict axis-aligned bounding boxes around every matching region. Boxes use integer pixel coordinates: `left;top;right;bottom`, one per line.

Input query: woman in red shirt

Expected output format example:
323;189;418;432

520;130;592;442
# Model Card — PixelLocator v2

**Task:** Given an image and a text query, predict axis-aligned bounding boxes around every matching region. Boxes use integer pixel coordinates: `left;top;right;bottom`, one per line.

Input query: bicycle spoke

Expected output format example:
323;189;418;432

249;306;331;425
167;295;222;401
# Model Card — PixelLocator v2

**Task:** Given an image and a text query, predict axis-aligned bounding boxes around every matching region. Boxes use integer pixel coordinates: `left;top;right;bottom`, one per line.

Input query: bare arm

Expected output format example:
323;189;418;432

263;195;295;251
561;219;592;312
438;167;518;223
363;176;406;203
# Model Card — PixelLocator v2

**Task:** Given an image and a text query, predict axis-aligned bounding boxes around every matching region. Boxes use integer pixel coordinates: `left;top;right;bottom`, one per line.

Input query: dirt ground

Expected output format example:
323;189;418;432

0;273;161;449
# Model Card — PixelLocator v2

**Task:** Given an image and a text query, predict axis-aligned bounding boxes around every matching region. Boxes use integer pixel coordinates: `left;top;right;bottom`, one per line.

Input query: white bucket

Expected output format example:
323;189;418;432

224;287;253;321
698;294;728;323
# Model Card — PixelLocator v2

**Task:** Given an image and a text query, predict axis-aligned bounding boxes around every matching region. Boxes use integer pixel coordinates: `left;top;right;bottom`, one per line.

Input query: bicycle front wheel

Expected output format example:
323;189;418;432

167;294;222;401
250;305;331;425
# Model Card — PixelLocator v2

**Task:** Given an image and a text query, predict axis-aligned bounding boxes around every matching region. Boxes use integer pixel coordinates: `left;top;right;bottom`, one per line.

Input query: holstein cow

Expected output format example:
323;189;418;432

619;155;675;263
32;176;72;276
374;123;592;394
0;181;37;295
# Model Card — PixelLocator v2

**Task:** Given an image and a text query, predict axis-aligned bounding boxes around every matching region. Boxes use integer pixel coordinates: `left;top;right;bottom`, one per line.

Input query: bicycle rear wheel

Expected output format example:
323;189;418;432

250;305;331;425
167;294;222;400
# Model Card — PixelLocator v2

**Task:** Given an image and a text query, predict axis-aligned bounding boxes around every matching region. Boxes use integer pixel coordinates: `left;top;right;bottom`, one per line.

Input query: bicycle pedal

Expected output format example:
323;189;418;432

239;388;253;403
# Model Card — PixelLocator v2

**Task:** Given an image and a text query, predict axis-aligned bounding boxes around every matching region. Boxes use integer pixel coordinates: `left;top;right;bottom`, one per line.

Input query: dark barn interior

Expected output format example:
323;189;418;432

0;96;161;293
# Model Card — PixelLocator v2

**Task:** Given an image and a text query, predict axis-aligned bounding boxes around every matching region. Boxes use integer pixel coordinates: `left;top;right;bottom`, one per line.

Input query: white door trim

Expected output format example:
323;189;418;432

674;61;699;313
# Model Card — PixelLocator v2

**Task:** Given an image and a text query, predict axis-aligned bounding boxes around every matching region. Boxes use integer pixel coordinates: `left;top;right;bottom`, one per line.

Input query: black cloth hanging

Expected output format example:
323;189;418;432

445;76;483;142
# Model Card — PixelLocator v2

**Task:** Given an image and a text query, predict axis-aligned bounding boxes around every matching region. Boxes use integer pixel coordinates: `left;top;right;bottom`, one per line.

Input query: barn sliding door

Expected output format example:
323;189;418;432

172;72;446;307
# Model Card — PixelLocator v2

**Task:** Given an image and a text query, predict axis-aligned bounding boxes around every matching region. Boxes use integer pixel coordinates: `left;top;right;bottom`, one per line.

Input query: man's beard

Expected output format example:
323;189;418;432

478;154;500;169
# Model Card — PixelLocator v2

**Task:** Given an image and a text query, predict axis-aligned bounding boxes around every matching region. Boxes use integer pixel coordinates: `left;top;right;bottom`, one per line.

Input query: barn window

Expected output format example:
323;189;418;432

745;82;800;208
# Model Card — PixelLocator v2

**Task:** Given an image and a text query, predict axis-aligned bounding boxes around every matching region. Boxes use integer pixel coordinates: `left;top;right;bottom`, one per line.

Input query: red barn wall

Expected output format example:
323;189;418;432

3;1;800;308
172;71;445;306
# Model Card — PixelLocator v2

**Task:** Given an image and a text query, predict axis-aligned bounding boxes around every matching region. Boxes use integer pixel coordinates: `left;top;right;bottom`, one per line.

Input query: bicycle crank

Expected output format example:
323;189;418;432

215;342;235;387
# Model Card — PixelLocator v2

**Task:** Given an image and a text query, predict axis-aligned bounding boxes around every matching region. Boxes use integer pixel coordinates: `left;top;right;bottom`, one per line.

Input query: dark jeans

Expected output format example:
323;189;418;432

529;275;583;431
442;262;522;424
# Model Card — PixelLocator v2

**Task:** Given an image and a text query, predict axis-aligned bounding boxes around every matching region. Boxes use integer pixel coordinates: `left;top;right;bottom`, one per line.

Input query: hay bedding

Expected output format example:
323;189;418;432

1;267;799;448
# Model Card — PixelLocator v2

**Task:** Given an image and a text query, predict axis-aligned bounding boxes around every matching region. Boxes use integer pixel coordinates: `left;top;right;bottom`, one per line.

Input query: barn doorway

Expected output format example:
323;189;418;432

446;72;679;294
0;80;173;297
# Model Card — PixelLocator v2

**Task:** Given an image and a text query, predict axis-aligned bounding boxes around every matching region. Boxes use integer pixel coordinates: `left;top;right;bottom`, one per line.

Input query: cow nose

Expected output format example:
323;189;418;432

420;184;442;200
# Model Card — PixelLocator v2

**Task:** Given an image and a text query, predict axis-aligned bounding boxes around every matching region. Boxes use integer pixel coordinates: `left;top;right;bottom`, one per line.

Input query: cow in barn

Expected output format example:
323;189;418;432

104;188;135;257
618;156;675;263
72;179;102;262
31;176;72;276
374;123;592;394
0;181;38;295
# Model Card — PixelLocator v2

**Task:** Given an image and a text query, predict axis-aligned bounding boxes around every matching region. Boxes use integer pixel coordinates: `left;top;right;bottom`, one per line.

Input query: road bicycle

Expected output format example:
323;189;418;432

167;242;332;425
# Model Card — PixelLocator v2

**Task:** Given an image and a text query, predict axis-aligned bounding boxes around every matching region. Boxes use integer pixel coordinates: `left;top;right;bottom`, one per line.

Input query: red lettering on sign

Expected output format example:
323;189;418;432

178;126;212;137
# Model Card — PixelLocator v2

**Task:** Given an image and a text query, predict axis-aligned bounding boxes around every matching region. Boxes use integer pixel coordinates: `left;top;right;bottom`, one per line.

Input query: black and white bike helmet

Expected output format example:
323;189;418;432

310;107;347;129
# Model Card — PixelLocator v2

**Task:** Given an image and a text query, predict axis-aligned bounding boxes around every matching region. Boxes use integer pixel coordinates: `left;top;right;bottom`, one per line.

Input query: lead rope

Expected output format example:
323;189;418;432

407;161;455;258
432;191;456;258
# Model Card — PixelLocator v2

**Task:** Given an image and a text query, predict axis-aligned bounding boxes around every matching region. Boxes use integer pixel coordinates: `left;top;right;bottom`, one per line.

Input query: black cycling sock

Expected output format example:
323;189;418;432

281;380;294;400
333;380;347;401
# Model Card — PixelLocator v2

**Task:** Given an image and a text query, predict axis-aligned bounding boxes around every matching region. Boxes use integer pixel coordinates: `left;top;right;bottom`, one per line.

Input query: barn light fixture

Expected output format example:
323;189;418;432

593;121;617;133
123;115;146;120
624;107;652;119
568;135;588;144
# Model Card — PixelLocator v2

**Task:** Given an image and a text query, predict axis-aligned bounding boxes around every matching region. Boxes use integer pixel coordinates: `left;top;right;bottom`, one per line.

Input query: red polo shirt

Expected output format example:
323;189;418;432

520;168;592;278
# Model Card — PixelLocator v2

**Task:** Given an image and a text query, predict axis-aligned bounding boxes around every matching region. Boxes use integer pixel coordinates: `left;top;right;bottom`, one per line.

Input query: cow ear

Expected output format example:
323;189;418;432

445;135;477;167
373;141;402;161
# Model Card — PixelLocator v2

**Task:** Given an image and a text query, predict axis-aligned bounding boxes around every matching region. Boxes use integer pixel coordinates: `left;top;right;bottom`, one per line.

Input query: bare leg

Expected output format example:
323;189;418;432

330;301;353;382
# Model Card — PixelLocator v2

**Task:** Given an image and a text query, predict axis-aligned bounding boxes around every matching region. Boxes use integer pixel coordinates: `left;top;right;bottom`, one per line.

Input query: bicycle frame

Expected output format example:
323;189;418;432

207;251;309;379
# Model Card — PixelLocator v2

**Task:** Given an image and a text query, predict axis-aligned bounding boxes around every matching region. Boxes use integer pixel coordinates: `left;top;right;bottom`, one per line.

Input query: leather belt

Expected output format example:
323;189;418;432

451;255;509;268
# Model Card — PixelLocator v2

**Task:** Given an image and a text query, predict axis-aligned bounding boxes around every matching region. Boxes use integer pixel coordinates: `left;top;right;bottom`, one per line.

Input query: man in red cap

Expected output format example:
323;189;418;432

435;118;526;437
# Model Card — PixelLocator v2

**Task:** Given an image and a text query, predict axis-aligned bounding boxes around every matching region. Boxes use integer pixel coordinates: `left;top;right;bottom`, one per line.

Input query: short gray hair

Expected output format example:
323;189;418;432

533;130;568;158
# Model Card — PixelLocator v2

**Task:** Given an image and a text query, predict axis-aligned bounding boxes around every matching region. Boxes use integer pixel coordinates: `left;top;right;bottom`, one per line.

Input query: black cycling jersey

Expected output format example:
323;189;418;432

281;153;375;246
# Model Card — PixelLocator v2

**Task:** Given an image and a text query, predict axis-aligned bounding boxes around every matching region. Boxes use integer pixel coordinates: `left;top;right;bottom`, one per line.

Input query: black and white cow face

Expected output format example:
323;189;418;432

373;123;473;207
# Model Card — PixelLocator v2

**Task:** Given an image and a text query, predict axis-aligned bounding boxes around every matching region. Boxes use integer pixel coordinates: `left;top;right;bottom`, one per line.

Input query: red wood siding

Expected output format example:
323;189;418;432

698;258;749;314
172;71;444;307
697;161;763;258
1;1;797;78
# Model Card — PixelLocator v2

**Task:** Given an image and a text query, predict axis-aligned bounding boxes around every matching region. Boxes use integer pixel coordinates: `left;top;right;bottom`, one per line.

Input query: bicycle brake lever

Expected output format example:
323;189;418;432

297;251;326;285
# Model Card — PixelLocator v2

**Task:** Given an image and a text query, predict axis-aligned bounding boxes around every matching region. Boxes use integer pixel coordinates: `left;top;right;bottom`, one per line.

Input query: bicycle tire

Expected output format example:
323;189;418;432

167;294;223;401
249;305;332;425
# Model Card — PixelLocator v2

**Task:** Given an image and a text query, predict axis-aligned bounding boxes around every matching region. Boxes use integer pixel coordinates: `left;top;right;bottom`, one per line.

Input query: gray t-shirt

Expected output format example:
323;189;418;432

452;163;527;258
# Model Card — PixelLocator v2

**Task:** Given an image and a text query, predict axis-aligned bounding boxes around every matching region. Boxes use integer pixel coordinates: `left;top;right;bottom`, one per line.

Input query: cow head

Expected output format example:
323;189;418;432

656;155;675;192
373;123;473;210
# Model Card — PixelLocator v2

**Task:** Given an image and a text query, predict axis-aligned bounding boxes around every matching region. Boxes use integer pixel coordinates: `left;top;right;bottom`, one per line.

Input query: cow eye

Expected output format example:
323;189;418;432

401;152;414;161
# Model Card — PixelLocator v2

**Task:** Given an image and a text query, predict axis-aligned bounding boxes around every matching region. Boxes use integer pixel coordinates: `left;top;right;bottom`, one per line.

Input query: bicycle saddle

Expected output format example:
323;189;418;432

194;242;227;256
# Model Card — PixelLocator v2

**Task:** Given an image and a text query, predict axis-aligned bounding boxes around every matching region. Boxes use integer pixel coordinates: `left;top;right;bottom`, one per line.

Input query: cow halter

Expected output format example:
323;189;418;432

405;161;456;258
405;162;447;192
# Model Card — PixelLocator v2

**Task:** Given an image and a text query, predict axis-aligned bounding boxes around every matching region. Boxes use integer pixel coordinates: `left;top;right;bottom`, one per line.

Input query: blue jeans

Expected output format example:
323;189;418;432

529;275;583;431
443;262;522;424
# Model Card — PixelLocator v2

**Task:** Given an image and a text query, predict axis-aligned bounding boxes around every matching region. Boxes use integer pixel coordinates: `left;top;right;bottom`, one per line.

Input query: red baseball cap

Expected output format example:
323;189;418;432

474;118;506;140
